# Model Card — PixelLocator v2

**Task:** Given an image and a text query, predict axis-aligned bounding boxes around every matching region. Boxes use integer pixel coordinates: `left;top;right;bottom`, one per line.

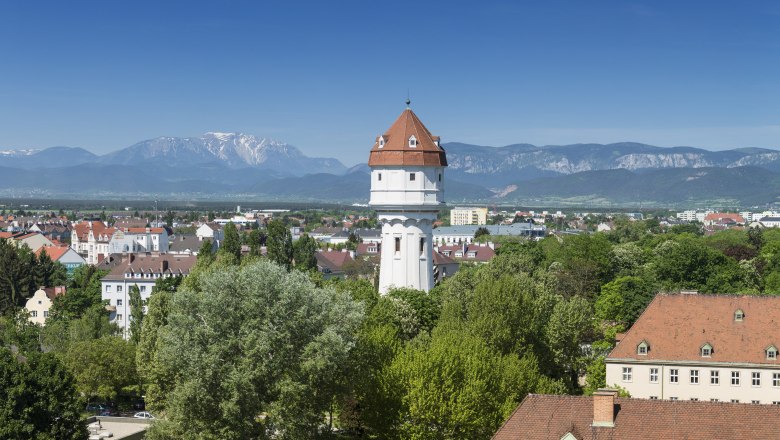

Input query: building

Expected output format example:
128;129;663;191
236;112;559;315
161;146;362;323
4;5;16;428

450;207;488;225
196;223;224;242
106;227;169;255
10;232;54;252
606;293;780;404
436;242;496;264
71;221;116;265
36;246;86;275
315;249;356;280
368;105;447;294
493;389;780;440
759;216;780;228
101;253;197;338
168;234;215;255
703;212;745;226
24;286;65;325
433;223;546;245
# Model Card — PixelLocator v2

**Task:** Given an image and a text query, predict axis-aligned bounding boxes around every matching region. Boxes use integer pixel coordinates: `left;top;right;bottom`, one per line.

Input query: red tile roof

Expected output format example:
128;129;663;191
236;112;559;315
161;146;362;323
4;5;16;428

124;227;165;234
494;394;780;440
315;250;355;273
102;253;198;281
0;232;12;239
73;221;116;242
607;293;780;365
368;108;447;167
704;213;745;223
436;244;496;262
35;246;71;261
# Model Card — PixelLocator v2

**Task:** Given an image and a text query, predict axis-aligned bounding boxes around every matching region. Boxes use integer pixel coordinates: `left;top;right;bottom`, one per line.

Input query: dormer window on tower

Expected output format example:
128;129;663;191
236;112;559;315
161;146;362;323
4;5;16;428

701;343;713;357
767;345;778;360
378;136;385;148
408;135;417;148
735;309;745;321
637;340;649;355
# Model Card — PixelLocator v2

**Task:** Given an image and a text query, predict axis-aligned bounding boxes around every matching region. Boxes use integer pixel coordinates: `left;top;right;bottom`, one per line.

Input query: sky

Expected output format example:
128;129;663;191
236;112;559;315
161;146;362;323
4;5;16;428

1;1;779;166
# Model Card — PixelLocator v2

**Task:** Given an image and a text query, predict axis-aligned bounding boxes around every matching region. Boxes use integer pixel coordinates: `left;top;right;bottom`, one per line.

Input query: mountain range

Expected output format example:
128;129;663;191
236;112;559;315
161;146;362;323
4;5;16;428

3;133;780;206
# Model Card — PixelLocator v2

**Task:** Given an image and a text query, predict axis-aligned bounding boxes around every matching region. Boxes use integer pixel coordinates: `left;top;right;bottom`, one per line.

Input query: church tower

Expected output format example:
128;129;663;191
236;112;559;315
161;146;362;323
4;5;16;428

368;104;447;294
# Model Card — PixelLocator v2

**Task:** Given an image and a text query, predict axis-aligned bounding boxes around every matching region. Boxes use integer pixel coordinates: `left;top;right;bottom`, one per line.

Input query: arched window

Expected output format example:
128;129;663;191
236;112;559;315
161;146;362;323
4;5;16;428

408;135;417;148
378;136;385;148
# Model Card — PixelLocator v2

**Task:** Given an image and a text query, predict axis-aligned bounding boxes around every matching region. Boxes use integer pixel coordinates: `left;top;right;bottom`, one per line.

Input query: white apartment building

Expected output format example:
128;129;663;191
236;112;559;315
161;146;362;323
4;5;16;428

450;207;488;226
72;221;169;264
606;293;780;404
101;253;197;339
196;223;224;242
676;210;713;223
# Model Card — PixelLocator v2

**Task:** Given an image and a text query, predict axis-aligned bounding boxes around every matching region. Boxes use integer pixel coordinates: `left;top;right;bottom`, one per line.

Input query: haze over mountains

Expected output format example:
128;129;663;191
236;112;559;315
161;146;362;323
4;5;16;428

3;133;780;206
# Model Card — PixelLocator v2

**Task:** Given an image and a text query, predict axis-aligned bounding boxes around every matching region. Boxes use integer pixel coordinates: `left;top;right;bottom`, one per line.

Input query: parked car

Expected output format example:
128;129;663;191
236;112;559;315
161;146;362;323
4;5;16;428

86;403;106;412
133;411;155;420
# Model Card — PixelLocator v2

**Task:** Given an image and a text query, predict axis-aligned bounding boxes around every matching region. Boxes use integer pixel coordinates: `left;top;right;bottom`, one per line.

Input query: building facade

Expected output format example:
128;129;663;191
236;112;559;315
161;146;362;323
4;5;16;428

450;207;488;225
606;293;780;404
368;106;447;294
101;253;197;339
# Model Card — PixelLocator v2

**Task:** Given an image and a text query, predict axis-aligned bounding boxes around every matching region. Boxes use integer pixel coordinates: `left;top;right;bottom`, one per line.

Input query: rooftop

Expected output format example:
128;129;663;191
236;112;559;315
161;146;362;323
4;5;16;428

368;108;447;167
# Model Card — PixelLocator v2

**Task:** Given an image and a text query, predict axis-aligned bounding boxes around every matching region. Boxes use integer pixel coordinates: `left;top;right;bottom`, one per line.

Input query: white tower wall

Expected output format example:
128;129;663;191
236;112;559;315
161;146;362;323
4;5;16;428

376;212;436;294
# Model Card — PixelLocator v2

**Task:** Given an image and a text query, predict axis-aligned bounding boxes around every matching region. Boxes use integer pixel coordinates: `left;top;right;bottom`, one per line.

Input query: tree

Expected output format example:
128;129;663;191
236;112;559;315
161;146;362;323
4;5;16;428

266;219;293;270
248;228;265;257
219;222;241;261
34;250;66;289
49;265;107;321
197;239;214;264
596;276;656;327
0;348;86;440
474;227;490;241
129;285;143;344
144;260;363;440
292;233;317;271
0;239;34;313
63;335;137;401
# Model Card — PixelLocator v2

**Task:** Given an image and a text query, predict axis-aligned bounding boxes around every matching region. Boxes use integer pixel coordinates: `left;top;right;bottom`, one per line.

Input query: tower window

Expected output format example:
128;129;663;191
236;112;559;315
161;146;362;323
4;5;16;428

410;173;416;181
420;238;425;255
438;173;442;182
409;135;417;147
395;237;401;252
378;173;382;181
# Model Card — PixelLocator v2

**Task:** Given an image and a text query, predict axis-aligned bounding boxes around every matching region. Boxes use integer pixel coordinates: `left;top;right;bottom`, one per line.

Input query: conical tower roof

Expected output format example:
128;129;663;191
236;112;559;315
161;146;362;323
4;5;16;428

368;109;447;167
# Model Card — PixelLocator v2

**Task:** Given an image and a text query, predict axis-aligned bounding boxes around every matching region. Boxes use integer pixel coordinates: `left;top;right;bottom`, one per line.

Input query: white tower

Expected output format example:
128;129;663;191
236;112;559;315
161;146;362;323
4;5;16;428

369;105;447;294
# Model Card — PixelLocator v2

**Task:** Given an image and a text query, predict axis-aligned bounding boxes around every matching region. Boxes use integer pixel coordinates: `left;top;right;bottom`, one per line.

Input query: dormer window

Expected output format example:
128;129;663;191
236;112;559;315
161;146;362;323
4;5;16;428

767;346;778;360
408;135;417;148
735;309;745;321
701;343;713;357
637;341;649;355
378;136;385;148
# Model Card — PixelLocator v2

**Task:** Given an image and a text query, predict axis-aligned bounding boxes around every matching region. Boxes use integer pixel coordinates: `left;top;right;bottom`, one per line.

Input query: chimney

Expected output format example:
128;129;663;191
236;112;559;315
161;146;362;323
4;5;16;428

592;388;618;428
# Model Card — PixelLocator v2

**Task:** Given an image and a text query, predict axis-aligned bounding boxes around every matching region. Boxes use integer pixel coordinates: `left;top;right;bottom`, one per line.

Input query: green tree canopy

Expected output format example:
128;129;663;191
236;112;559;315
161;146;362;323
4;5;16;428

267;219;294;270
219;222;241;261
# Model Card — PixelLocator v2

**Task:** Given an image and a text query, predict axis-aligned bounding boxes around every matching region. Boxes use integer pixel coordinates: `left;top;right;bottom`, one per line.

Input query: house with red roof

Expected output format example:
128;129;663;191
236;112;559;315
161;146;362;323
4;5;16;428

36;246;86;275
703;212;745;226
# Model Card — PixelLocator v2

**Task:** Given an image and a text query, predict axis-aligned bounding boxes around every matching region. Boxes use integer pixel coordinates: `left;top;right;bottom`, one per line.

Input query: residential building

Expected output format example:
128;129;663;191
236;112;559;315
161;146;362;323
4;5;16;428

101;253;197;338
11;232;54;252
432;250;459;282
759;216;780;228
369;106;447;294
71;221;116;264
36;246;86;275
106;227;169;254
450;207;488;225
432;223;545;245
24;286;65;325
606;293;780;404
493;389;780;440
168;234;215;255
196;223;224;242
436;242;496;264
315;249;356;280
703;213;745;226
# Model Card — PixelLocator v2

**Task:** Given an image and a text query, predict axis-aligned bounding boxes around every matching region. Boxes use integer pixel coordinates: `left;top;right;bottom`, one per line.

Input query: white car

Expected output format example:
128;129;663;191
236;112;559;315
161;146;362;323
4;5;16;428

133;411;155;420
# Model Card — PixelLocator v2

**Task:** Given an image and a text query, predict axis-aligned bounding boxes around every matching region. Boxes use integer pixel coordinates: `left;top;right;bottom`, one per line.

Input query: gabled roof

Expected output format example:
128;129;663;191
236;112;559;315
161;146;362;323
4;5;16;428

493;394;780;440
368;108;447;167
704;213;745;223
101;253;198;281
315;250;355;273
35;245;71;261
607;293;780;365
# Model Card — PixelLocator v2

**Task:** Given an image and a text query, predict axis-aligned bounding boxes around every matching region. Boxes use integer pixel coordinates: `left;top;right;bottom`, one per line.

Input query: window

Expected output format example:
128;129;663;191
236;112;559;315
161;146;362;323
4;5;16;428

690;370;699;384
117;314;123;321
409;173;416;181
117;299;123;306
669;397;678;401
752;372;761;386
637;341;649;355
408;136;417;147
650;368;659;383
731;371;740;386
106;285;112;292
690;398;699;401
670;369;679;383
117;285;123;292
438;173;442;182
378;173;382;181
140;286;146;293
419;238;425;255
622;367;632;382
767;346;777;360
773;401;780;405
30;311;37;317
773;373;780;387
701;344;712;357
43;311;49;318
752;400;760;404
711;399;719;402
649;396;658;400
735;309;744;321
731;399;740;403
378;136;385;148
711;370;720;385
395;237;401;253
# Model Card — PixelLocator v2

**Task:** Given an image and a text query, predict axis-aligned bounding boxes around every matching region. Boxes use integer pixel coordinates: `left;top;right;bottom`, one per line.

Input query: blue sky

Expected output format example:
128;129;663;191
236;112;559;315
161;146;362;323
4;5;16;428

1;1;779;165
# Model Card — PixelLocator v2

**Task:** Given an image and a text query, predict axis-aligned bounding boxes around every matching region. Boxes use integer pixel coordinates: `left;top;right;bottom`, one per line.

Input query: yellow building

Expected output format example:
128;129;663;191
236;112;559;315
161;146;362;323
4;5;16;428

450;207;488;225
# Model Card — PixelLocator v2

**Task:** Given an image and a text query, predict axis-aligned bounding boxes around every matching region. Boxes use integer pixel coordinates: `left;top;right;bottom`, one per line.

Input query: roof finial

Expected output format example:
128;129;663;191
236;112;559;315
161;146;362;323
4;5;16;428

406;89;411;108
